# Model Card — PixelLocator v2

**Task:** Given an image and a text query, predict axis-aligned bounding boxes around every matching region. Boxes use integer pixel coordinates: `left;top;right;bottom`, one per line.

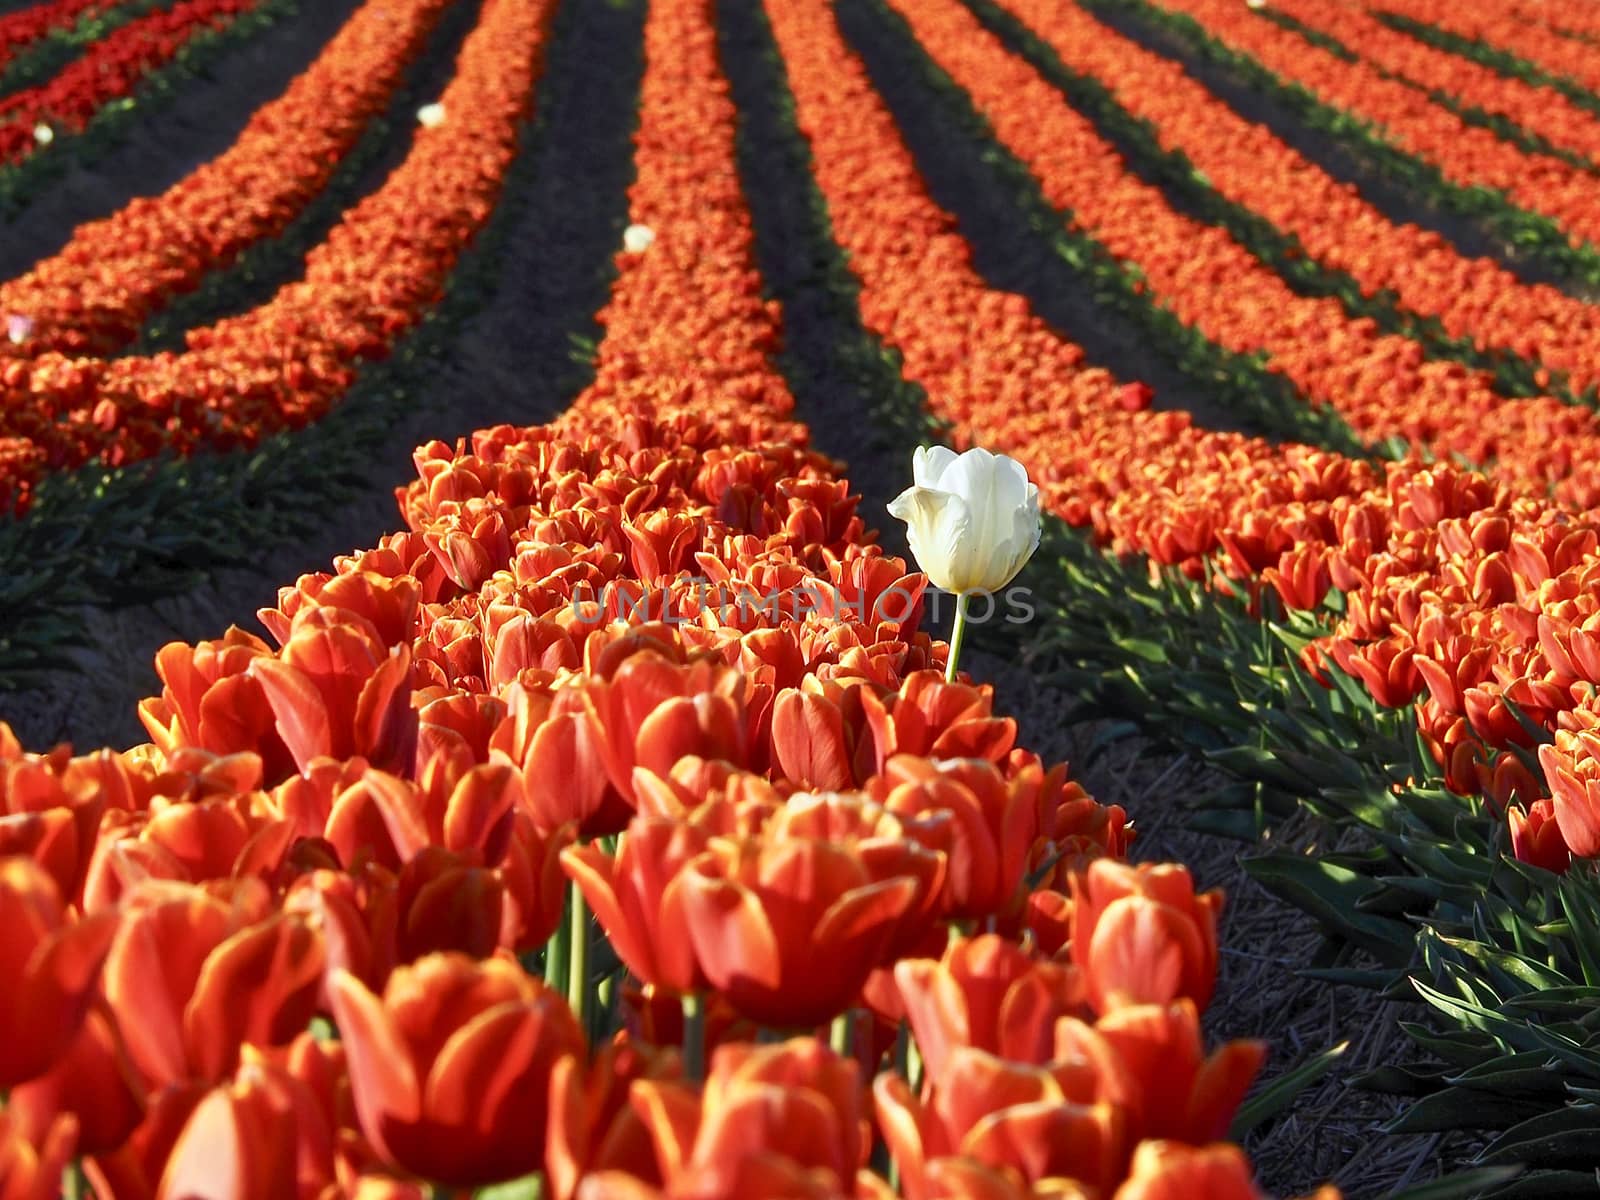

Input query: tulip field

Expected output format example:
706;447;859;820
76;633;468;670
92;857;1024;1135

17;0;1600;1194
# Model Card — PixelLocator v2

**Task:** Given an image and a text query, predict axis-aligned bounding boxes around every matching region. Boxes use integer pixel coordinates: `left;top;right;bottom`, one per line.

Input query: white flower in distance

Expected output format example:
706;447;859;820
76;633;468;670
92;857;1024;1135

888;445;1041;595
1245;0;1267;8
622;223;656;254
416;102;446;128
6;315;33;345
32;123;53;146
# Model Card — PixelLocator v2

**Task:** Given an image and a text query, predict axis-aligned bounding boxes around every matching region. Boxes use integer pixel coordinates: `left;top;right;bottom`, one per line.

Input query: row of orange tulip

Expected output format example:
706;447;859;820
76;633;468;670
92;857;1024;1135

1271;0;1600;167
886;0;1600;513
0;0;1296;1195
0;0;452;360
990;0;1600;399
761;0;1600;871
0;0;547;516
1368;0;1600;96
0;0;121;77
1149;0;1600;256
0;0;260;166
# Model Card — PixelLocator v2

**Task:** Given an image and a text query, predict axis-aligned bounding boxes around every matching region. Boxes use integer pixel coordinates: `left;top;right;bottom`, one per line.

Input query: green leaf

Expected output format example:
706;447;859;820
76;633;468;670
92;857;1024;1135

1478;1105;1600;1167
1242;854;1415;965
1384;1166;1524;1200
475;1175;543;1200
1228;1040;1348;1140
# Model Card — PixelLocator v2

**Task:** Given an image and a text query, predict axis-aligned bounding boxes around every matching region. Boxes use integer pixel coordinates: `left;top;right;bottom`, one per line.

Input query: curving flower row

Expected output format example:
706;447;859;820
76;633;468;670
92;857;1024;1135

881;0;1600;513
1373;0;1600;96
761;0;1600;873
1146;0;1600;257
1268;0;1600;169
0;0;261;167
992;0;1600;400
0;0;551;516
0;0;1313;1196
0;0;123;79
0;0;452;359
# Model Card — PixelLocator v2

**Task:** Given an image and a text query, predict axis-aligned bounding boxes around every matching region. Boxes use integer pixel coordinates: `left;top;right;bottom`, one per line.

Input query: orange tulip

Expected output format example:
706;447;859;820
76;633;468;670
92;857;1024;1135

626;1039;870;1198
562;815;711;995
874;1048;1118;1200
0;856;118;1088
8;1007;144;1157
1069;860;1221;1014
1111;1140;1342;1200
1509;797;1572;872
1054;1001;1263;1150
329;952;585;1187
546;1039;680;1200
1540;730;1600;857
102;880;324;1088
678;829;922;1027
0;1109;77;1200
894;935;1085;1081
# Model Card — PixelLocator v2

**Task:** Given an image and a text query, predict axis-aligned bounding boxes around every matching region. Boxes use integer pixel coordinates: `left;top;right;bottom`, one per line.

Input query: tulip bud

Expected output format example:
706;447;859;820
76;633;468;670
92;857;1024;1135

887;446;1041;596
416;102;446;128
622;224;656;254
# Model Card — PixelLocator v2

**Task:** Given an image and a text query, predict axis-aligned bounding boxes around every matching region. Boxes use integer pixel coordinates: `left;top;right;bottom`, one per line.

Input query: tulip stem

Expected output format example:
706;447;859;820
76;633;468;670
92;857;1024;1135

682;993;706;1081
567;883;589;1033
829;1011;853;1059
544;892;569;995
62;1164;84;1200
944;592;971;683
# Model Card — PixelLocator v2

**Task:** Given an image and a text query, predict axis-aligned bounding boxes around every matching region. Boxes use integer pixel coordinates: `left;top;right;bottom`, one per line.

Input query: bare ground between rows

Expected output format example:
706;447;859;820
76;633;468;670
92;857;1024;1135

0;0;644;749
0;0;367;278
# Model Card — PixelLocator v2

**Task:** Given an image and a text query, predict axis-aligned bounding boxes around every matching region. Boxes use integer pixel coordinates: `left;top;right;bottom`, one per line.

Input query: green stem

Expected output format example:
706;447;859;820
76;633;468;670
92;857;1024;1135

62;1163;84;1200
944;591;971;683
906;1032;924;1097
567;882;589;1032
682;993;706;1081
544;887;570;996
829;1010;854;1058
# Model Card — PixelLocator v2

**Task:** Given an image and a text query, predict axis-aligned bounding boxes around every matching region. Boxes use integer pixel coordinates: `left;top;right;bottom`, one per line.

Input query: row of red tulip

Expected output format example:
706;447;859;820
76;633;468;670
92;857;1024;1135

0;0;452;360
0;0;1296;1195
1150;0;1600;255
1364;0;1600;96
0;0;260;167
762;0;1600;870
0;0;121;78
991;0;1600;399
888;0;1600;513
1273;0;1600;167
0;0;546;516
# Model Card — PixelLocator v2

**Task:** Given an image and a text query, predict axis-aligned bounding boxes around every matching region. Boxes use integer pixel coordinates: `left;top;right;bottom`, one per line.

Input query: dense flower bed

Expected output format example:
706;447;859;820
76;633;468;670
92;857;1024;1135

0;0;452;359
1381;0;1600;89
0;0;260;165
993;0;1600;399
0;0;547;515
762;0;1600;872
1272;0;1600;167
1151;0;1600;254
0;0;1315;1196
879;0;1600;513
0;0;121;79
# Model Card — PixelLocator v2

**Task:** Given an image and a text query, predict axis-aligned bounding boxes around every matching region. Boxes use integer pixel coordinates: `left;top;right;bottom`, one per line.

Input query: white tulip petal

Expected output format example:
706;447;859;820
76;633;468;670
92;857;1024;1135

912;444;959;488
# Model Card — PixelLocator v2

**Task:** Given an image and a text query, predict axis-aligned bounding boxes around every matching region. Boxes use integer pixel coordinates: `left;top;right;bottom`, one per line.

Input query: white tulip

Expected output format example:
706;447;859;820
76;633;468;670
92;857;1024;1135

1246;0;1267;9
6;314;32;345
416;102;446;128
622;223;656;254
32;123;53;146
888;445;1041;596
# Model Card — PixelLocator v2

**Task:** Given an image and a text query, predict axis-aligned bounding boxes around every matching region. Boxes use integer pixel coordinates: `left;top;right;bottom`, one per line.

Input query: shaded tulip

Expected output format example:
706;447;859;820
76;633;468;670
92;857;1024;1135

0;856;118;1088
887;446;1040;596
894;935;1085;1081
329;952;585;1187
546;1039;680;1200
1111;1139;1342;1200
1509;797;1571;873
0;1110;76;1200
874;1047;1117;1200
1539;731;1600;858
627;1039;869;1197
8;1007;144;1157
1054;1001;1264;1150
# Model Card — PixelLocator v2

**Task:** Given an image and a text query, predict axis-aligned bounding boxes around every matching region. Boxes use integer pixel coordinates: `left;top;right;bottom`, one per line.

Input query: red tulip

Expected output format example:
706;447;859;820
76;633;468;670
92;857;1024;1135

0;1109;77;1200
329;952;585;1187
1509;797;1572;872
